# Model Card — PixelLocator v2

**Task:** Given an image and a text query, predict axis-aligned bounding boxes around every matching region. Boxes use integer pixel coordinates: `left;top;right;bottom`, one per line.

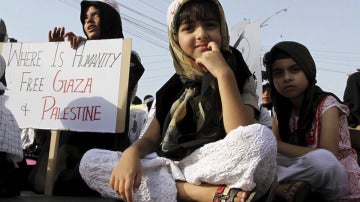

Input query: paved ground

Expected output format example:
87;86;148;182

2;191;359;202
1;191;119;202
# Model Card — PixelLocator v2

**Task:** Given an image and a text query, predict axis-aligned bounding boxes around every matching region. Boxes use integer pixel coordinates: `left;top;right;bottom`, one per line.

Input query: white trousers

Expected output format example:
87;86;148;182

80;124;277;201
277;149;350;200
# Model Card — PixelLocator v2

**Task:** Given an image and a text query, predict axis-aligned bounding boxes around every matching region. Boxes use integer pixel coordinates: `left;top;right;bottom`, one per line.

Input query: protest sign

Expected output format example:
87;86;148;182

0;38;131;133
230;21;262;104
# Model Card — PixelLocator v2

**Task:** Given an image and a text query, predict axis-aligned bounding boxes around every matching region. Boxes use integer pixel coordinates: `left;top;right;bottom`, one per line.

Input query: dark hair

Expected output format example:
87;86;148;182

263;41;338;146
132;96;142;105
173;0;220;35
144;94;154;111
80;1;124;39
0;34;5;42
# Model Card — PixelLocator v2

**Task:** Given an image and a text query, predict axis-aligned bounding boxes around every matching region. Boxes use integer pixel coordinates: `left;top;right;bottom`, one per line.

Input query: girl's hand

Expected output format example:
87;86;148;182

48;27;85;49
64;32;86;49
110;149;142;202
195;42;231;78
49;27;65;42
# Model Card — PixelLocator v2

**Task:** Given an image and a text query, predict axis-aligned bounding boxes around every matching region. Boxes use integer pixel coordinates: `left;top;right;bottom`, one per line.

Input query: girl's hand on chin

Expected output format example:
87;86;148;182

195;42;229;78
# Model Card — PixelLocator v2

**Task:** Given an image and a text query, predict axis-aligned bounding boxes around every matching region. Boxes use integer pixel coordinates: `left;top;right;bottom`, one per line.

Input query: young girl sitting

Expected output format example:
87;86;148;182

79;0;277;201
263;41;360;201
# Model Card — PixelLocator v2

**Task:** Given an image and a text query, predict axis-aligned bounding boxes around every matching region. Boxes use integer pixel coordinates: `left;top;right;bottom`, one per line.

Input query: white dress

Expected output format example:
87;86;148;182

79;123;277;201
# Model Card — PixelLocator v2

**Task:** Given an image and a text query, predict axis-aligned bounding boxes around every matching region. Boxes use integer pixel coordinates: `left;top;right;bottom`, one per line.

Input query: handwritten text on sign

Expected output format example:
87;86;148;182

0;39;131;133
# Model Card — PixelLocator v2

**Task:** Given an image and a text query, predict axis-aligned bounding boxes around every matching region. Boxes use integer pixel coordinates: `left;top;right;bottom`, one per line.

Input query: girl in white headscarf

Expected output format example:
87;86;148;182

80;0;277;201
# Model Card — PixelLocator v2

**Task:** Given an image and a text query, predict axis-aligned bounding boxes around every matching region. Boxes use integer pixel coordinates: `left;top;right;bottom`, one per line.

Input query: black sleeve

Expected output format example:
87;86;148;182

343;72;360;127
120;52;145;139
129;52;145;91
0;70;6;95
228;47;252;94
155;74;183;132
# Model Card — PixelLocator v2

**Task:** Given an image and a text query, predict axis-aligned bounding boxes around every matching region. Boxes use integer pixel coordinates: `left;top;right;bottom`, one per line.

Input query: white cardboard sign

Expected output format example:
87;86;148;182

0;38;132;133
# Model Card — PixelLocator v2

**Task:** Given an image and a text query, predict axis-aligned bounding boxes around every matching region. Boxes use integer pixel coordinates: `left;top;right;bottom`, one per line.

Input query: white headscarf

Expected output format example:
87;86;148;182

166;0;230;80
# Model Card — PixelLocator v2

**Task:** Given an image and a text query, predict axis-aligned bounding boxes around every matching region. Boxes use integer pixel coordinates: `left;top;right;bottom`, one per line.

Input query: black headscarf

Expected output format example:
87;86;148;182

79;0;144;143
80;0;124;39
343;71;360;128
263;41;339;146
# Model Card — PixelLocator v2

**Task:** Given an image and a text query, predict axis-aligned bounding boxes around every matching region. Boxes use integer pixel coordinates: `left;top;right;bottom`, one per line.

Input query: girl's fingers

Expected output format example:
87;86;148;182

133;172;142;193
75;37;82;48
198;63;208;72
207;41;220;52
48;30;52;42
60;27;65;37
55;27;61;37
64;32;75;38
109;173;115;189
113;178;119;193
124;177;134;202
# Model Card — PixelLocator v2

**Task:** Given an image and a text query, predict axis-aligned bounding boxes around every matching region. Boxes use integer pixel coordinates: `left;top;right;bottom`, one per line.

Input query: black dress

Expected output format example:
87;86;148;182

155;47;252;160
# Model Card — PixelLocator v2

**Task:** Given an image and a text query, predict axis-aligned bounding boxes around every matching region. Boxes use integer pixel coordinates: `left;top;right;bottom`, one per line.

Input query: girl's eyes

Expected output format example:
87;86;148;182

289;66;301;73
179;21;219;32
85;11;100;20
205;22;219;28
272;65;301;77
180;25;194;32
272;70;283;77
94;11;100;17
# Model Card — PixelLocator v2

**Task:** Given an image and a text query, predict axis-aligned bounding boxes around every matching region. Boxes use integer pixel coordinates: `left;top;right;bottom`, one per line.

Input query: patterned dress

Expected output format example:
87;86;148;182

289;95;360;199
0;95;22;162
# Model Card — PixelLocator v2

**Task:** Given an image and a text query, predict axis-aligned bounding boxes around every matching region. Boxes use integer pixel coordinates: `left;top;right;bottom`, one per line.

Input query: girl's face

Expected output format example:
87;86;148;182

84;6;101;39
262;85;271;105
177;17;222;60
271;58;309;101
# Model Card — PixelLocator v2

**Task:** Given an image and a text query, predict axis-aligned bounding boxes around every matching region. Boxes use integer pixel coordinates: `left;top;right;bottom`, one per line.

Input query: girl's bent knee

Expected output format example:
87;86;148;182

305;149;340;169
82;148;99;159
304;149;347;180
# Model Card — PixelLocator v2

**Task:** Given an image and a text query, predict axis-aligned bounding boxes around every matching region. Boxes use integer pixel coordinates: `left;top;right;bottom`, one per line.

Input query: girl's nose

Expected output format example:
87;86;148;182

196;26;208;40
284;71;293;81
85;16;94;24
263;90;270;97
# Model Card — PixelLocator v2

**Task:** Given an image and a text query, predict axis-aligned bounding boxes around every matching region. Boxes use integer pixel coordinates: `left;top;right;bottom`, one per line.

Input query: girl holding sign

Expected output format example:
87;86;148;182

28;0;145;196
